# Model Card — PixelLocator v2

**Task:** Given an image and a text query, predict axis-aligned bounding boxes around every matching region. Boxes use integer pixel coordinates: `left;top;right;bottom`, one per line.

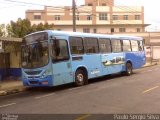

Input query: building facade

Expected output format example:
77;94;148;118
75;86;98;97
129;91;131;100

26;0;148;34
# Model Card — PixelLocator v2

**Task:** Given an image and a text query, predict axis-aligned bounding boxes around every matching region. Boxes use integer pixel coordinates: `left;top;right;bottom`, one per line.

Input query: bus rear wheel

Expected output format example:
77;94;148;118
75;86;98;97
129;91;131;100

125;63;133;76
75;69;88;86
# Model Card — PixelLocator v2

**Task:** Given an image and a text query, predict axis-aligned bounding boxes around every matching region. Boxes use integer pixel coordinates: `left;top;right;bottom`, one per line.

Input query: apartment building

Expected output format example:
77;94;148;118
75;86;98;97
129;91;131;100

26;0;149;34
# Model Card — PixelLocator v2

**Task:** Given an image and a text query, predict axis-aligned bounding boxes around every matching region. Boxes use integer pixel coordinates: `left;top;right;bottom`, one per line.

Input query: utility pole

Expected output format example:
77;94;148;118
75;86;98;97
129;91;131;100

72;0;76;32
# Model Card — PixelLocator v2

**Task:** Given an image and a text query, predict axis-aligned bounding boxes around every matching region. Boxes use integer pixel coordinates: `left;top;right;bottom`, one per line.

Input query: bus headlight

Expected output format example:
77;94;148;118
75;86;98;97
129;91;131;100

40;70;51;79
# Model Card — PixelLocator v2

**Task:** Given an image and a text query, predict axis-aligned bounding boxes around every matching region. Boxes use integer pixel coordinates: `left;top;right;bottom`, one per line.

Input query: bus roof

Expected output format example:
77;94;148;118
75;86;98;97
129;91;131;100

48;30;116;38
117;35;143;40
26;30;143;41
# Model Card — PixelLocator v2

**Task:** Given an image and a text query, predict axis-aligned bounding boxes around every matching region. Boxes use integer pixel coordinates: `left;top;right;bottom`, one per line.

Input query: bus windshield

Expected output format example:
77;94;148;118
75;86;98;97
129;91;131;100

21;41;49;68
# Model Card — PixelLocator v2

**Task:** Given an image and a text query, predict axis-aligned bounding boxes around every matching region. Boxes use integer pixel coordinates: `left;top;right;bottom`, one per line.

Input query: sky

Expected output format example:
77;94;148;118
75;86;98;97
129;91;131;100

0;0;160;31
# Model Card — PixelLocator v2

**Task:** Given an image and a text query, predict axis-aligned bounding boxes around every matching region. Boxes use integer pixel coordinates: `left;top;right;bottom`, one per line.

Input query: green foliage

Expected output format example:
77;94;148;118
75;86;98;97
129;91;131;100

0;24;5;37
7;18;54;38
8;18;32;38
6;24;13;37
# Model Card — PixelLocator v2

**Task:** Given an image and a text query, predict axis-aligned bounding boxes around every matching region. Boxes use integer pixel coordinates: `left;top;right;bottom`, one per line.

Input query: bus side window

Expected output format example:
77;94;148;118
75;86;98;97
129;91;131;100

83;37;99;53
99;38;111;53
111;39;122;53
138;40;144;51
51;39;69;62
51;39;60;58
122;40;131;52
69;37;84;54
131;40;139;51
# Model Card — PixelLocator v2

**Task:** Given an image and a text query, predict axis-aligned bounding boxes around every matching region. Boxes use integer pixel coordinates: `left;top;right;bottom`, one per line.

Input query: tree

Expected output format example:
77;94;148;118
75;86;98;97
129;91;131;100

33;23;54;32
0;24;6;37
6;24;13;37
7;18;54;38
9;18;32;38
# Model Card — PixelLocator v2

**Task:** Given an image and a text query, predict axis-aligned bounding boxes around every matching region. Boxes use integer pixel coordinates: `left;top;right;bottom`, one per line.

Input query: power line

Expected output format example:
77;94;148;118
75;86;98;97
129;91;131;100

3;0;45;7
1;0;66;9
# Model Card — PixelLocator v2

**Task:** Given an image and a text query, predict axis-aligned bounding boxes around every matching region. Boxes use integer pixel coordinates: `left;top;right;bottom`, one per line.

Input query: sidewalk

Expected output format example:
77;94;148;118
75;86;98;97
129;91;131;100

142;61;158;67
0;61;159;96
0;78;25;96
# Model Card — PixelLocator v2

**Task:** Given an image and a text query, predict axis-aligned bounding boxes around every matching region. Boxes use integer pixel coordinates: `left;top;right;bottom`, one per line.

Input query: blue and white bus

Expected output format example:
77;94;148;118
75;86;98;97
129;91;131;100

21;30;146;87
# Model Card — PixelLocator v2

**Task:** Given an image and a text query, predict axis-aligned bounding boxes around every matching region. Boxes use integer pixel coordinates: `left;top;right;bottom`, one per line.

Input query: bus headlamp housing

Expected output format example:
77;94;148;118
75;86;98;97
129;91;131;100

22;74;27;79
40;69;51;79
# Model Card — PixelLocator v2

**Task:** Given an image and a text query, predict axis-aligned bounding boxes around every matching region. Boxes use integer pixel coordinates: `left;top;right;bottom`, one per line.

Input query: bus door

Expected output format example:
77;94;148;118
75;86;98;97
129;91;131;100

51;36;73;86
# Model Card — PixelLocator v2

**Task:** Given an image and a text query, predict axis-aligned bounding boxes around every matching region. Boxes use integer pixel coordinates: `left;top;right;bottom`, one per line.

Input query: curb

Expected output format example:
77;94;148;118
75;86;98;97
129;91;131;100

143;62;158;68
0;87;26;96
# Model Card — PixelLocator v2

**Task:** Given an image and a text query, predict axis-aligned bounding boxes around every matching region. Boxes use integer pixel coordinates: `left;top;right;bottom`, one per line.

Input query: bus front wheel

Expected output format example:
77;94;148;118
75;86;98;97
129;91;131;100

125;63;133;76
75;69;88;86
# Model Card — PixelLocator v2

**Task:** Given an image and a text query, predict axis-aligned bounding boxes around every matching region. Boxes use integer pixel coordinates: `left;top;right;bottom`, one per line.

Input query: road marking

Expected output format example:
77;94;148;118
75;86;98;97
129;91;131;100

142;86;159;94
0;103;16;108
35;93;55;99
75;114;91;120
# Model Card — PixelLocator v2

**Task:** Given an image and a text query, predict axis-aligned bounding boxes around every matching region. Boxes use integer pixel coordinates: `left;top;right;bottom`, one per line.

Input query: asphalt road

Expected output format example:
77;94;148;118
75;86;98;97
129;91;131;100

0;65;160;119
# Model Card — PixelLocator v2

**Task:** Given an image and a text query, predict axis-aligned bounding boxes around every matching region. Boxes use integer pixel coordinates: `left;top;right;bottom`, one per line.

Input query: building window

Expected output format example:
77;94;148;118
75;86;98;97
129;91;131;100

135;15;140;20
88;3;92;6
87;15;92;20
99;13;108;20
136;28;141;32
84;37;99;53
34;15;41;20
102;3;106;6
55;15;60;20
124;15;128;20
83;28;90;33
113;15;118;20
111;28;114;33
76;15;79;20
93;28;97;33
119;28;126;32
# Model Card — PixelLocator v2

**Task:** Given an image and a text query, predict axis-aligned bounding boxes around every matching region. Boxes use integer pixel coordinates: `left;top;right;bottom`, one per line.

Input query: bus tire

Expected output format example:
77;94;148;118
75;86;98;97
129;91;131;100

75;69;88;86
125;62;133;76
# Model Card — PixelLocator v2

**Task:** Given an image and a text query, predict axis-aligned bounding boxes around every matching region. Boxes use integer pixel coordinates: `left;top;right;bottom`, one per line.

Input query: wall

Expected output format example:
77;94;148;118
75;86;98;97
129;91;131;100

0;39;22;79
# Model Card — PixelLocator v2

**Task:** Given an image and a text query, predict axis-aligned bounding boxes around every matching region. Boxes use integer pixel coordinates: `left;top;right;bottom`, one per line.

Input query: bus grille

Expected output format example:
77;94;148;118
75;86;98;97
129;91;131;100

25;70;42;75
